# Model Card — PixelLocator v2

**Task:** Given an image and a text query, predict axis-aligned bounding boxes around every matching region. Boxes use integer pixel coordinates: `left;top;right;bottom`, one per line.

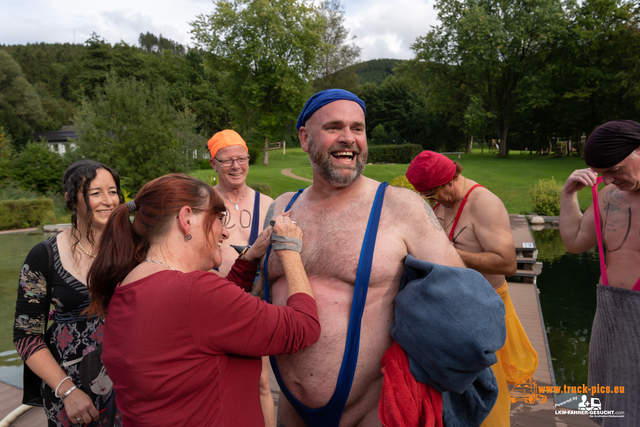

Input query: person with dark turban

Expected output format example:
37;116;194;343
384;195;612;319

560;119;640;424
407;151;538;427
260;89;483;426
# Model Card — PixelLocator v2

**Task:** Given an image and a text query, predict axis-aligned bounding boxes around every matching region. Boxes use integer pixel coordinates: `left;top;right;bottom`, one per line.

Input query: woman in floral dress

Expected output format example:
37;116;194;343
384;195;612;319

13;160;123;427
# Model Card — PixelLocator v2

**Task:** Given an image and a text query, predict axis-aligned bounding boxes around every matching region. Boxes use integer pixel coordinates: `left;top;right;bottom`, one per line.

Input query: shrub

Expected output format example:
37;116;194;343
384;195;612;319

367;144;422;164
389;175;416;191
530;177;562;216
195;158;211;170
11;140;68;194
0;178;40;200
249;182;272;196
0;199;56;230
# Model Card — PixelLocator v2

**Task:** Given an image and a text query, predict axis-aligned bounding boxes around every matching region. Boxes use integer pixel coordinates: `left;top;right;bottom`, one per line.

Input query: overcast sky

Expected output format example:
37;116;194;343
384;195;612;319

0;0;439;62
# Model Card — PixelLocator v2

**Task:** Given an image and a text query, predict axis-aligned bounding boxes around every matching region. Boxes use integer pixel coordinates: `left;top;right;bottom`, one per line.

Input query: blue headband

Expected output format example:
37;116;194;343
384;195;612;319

296;89;366;130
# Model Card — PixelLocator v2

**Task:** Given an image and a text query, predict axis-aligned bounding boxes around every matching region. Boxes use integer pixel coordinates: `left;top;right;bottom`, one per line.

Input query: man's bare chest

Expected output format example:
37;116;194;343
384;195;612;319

268;206;405;285
601;189;640;253
437;206;478;249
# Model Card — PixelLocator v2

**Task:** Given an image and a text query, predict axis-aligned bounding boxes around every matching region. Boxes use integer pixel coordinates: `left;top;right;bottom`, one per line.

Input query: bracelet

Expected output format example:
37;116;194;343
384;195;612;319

60;385;77;400
54;376;72;399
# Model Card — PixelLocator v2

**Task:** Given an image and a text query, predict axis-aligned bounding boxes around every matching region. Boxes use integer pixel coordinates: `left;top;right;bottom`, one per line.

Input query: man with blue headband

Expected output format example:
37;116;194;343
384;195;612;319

560;119;640;424
262;89;468;426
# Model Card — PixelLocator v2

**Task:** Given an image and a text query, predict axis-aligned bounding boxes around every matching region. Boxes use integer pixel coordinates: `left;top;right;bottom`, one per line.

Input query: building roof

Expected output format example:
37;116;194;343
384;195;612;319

33;127;78;143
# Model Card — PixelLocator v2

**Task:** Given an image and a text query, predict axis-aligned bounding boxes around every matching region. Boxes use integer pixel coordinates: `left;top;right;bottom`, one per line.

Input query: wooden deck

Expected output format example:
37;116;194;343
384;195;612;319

0;381;46;426
507;214;597;426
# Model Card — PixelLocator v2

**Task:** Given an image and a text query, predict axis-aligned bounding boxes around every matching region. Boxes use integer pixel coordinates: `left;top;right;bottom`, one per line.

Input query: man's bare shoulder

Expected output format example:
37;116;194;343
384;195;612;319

257;191;274;204
383;185;423;208
257;191;274;209
468;186;508;212
383;185;444;232
273;191;298;207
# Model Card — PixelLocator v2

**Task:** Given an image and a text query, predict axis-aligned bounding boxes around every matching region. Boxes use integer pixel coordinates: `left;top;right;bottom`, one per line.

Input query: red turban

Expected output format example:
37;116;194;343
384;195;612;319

406;151;456;192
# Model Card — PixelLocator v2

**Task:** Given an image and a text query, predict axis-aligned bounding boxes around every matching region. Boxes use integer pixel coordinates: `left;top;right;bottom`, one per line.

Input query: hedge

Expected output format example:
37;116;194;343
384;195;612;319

367;144;423;164
0;199;56;231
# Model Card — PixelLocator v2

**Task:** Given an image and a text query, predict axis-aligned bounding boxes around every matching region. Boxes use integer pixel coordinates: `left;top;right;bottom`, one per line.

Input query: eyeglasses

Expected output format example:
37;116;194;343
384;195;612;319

214;156;250;167
421;186;442;203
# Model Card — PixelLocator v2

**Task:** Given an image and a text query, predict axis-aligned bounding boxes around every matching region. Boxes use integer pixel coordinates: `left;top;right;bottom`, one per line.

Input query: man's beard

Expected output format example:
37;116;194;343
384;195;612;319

308;135;367;188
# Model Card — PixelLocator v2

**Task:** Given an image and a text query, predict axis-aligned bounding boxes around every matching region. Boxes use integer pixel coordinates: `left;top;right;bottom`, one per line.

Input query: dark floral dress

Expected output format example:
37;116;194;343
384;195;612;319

13;235;122;427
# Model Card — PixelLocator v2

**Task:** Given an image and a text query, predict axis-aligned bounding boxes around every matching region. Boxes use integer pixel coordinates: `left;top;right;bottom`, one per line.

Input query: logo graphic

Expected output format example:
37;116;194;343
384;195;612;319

577;394;602;411
509;376;548;404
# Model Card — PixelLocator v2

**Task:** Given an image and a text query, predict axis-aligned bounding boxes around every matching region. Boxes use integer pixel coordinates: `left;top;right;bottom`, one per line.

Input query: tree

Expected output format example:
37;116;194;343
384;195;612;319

0;127;14;181
0;50;45;148
74;74;198;191
138;32;159;53
138;32;187;56
359;76;466;151
190;0;325;164
409;0;568;156
74;33;113;98
551;0;640;134
11;140;67;193
313;0;362;92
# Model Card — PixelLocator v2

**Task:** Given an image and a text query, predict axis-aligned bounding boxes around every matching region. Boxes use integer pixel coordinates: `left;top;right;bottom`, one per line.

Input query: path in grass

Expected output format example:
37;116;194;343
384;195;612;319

281;168;312;182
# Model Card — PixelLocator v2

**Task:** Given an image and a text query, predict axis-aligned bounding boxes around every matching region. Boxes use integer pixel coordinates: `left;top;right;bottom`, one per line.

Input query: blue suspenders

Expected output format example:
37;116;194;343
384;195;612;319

248;190;260;245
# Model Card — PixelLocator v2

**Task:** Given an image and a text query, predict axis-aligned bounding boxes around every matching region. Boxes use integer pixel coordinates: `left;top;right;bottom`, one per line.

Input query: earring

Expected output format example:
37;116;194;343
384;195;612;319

185;233;193;241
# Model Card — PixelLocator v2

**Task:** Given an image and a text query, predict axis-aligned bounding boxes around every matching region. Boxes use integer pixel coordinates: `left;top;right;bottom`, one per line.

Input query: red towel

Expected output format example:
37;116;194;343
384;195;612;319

379;341;443;427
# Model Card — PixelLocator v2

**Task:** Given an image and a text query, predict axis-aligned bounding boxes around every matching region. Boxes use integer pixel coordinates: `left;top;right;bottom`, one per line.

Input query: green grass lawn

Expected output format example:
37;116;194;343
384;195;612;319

191;147;594;214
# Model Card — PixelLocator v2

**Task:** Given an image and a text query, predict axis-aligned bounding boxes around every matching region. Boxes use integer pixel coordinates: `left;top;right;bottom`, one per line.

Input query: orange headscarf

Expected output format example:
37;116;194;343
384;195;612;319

207;130;248;159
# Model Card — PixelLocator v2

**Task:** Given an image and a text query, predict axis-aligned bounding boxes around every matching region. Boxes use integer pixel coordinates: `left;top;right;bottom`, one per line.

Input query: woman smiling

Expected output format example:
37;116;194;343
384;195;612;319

13;160;124;426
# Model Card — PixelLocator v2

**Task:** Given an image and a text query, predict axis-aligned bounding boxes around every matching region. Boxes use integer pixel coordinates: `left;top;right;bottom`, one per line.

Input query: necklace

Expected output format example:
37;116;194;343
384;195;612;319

217;185;247;211
71;226;96;258
144;259;178;271
440;177;467;233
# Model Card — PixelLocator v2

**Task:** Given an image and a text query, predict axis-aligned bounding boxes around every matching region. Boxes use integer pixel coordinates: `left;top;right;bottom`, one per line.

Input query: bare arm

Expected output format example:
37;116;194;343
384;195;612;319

271;214;314;299
456;192;517;275
560;168;598;253
399;189;465;268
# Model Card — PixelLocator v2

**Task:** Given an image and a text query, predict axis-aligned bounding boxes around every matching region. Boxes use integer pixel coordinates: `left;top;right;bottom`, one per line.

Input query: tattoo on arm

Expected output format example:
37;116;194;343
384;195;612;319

263;202;276;230
422;200;443;231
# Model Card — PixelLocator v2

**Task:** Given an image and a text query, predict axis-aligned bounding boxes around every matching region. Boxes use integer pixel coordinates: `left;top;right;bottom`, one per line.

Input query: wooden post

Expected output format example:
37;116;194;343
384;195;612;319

283;140;286;156
263;137;269;165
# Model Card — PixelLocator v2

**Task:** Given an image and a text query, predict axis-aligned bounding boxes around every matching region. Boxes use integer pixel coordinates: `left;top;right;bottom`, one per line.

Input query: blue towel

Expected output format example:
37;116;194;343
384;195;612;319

391;255;507;426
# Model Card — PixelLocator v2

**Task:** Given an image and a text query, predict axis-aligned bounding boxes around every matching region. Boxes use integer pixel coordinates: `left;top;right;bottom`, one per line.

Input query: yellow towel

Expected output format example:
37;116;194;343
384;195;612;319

481;282;538;427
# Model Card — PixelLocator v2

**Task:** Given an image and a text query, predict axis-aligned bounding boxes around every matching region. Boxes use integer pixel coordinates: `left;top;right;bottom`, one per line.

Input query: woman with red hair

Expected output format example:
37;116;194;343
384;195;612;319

87;173;319;427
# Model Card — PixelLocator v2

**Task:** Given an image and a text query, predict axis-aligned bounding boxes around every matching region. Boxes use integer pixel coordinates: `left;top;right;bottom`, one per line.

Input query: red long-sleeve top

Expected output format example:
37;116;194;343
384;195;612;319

103;259;320;427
